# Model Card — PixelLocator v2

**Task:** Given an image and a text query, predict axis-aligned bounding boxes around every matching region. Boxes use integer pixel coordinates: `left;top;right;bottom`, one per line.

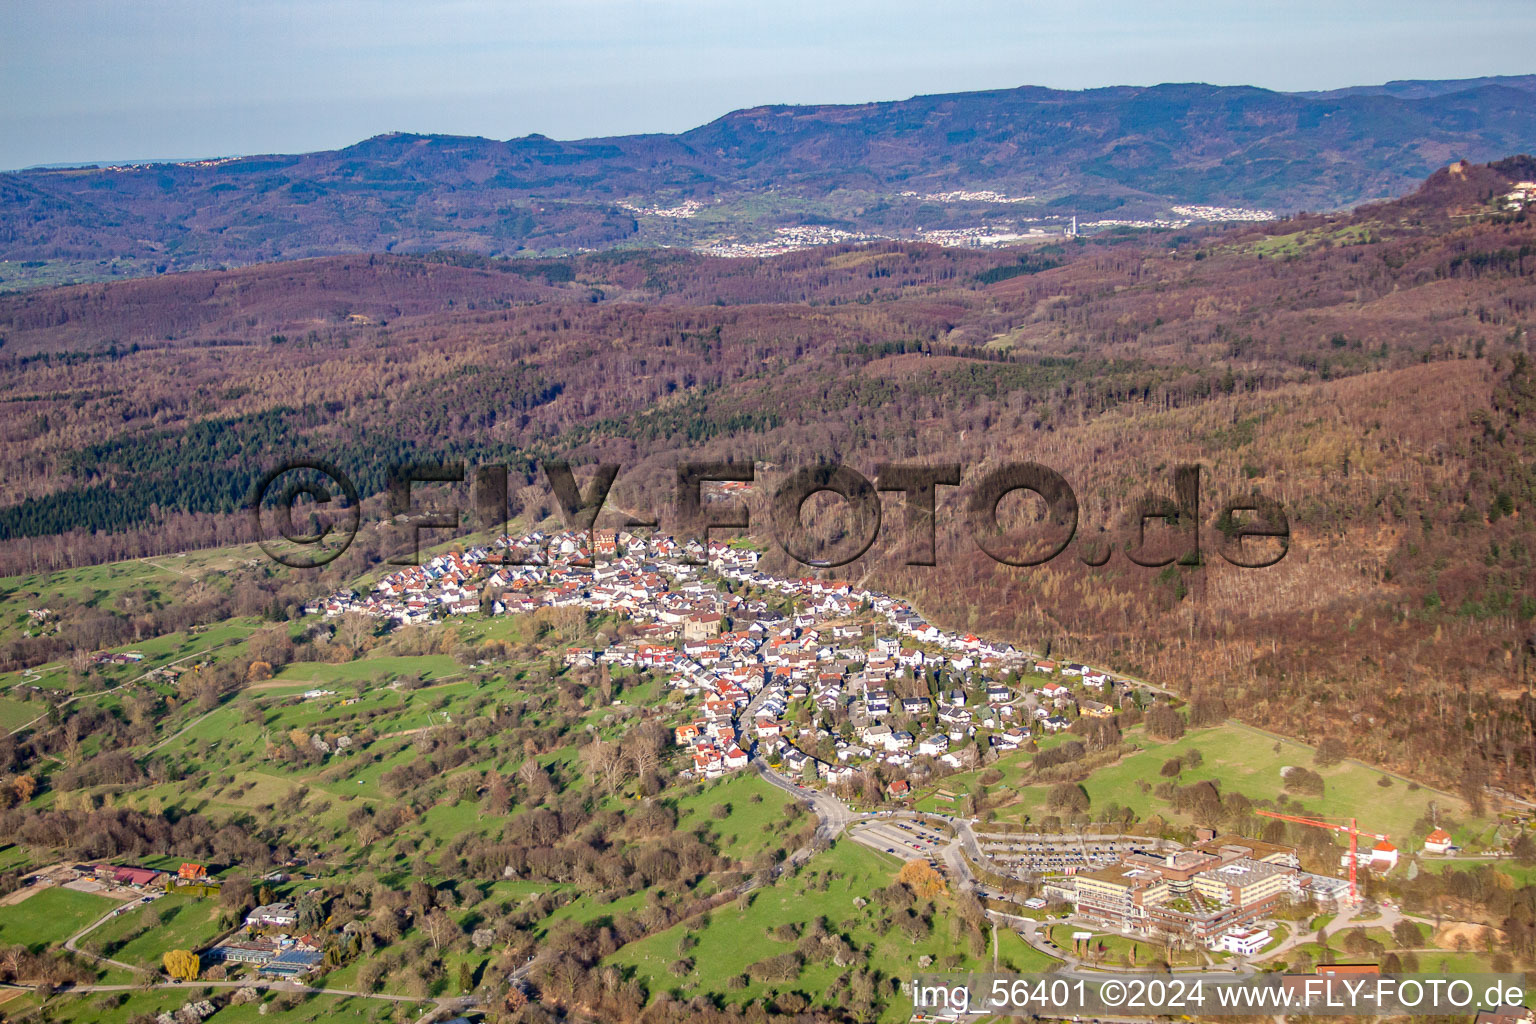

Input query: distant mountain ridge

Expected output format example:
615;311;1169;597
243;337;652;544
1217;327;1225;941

1296;73;1536;100
1;75;1535;284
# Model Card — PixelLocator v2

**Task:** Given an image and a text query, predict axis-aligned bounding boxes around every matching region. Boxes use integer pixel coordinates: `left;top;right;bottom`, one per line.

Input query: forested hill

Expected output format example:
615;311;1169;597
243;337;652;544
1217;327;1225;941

1;156;1536;802
2;75;1536;281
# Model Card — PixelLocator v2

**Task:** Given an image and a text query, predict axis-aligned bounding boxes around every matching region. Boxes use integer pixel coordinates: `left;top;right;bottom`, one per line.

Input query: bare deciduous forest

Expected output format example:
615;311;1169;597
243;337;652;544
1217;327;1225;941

2;156;1535;800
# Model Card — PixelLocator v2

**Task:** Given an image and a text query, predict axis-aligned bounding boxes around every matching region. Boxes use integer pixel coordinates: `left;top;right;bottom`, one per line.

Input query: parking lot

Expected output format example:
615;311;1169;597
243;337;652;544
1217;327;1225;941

849;820;949;859
973;835;1160;876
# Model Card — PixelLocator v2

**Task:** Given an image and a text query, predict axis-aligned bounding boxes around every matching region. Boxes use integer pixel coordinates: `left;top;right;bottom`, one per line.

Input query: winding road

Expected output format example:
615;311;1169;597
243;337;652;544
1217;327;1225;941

7;638;247;738
750;756;861;850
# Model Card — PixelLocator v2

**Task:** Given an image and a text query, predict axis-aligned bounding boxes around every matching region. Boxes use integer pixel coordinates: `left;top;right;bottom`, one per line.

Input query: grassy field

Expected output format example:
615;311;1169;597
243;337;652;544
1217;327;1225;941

0;545;262;649
0;615;264;716
45;627;683;908
82;892;229;968
541;888;652;938
1431;857;1536;887
997;926;1059;972
0;845;34;872
1409;950;1502;973
0;560;167;635
957;721;1485;850
316;916;494;999
1047;924;1203;967
607;839;1048;1023
1239;222;1377;259
270;654;463;686
15;989;428;1024
0;887;118;951
0;695;39;731
672;771;798;862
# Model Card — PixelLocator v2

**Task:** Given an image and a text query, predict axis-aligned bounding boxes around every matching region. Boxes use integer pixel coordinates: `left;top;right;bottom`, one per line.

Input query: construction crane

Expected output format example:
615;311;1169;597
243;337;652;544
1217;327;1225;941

1255;810;1389;905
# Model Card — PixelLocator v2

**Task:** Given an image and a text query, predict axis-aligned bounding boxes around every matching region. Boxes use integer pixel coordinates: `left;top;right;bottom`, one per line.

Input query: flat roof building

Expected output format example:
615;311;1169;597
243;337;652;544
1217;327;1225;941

1070;836;1301;948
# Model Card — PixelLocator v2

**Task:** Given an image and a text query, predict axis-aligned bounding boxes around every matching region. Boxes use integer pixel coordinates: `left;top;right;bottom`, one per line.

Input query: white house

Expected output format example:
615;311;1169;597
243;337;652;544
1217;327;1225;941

917;735;949;757
1214;927;1270;956
1368;839;1399;869
1423;828;1453;855
246;903;299;929
1344;839;1399;871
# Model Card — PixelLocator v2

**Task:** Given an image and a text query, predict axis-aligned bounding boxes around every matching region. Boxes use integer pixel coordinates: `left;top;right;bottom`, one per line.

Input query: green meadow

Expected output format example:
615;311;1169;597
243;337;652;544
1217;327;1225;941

672;771;799;862
920;720;1487;852
608;839;1059;1023
0;887;118;952
80;892;230;968
11;989;424;1024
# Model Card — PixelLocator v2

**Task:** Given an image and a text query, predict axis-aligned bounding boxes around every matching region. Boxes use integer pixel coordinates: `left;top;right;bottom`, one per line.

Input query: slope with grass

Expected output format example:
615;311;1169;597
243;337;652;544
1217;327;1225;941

607;839;1051;1023
0;887;118;953
80;893;229;969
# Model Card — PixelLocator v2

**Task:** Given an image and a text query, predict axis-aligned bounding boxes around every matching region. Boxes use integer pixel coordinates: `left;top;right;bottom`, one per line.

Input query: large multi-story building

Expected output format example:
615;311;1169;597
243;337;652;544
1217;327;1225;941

1071;834;1299;948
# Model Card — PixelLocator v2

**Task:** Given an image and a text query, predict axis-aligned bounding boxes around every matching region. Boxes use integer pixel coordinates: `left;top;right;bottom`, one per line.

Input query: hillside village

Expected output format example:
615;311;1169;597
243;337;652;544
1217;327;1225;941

305;528;1137;792
285;527;1510;966
1;530;1524;1020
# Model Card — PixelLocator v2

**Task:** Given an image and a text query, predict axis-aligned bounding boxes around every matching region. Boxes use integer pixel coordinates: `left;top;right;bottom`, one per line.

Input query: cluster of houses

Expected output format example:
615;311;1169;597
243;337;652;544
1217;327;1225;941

80;861;210;891
88;863;164;889
308;528;1139;790
203;901;323;978
307;530;726;625
1502;180;1536;212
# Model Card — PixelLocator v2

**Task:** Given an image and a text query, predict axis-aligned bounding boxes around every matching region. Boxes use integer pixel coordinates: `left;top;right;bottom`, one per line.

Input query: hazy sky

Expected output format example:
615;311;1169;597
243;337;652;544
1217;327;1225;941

2;0;1532;170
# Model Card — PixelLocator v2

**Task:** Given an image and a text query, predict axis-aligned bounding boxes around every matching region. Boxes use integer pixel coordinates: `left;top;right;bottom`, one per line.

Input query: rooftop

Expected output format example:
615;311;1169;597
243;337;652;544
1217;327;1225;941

1197;858;1291;886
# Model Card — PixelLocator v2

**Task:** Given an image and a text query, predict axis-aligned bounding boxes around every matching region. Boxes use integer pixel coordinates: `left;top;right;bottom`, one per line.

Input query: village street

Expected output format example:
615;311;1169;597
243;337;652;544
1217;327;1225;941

750;756;863;848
